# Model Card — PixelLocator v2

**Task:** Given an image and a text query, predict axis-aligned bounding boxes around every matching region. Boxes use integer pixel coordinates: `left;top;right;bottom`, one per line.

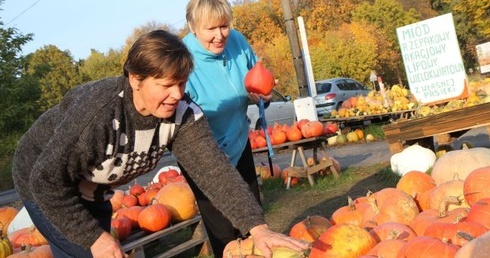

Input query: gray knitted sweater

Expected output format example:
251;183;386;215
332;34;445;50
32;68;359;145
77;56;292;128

12;76;265;249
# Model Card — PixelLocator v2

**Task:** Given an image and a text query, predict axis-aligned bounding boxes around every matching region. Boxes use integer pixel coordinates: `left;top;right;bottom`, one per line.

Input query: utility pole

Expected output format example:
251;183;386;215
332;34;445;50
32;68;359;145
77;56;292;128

280;0;309;97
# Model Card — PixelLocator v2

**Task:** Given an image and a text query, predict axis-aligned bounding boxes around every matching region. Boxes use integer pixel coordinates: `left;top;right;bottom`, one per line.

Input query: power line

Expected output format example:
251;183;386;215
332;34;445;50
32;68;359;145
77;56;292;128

5;0;40;26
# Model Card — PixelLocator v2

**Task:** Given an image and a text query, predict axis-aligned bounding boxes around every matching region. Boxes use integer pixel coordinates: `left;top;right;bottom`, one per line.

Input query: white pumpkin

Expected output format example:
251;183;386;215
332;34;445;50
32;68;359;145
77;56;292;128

390;144;436;176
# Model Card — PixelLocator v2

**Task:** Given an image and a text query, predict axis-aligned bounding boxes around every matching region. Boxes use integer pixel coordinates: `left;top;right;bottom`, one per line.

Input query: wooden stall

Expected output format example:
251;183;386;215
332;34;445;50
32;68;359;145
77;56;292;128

382;102;490;154
252;137;339;189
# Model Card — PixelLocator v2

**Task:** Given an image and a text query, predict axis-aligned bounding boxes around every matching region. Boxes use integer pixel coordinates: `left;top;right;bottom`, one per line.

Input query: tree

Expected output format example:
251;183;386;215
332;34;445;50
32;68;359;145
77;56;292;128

26;45;82;112
79;49;123;82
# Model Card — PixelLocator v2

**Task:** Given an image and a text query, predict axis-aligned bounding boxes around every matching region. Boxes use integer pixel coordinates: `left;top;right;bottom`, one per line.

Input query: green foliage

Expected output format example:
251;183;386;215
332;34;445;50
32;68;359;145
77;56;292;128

26;45;82;112
80;49;123;82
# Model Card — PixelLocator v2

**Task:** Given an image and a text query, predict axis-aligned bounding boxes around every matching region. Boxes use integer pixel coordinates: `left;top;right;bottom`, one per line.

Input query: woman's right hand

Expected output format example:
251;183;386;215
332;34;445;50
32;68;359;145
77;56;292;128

91;231;128;258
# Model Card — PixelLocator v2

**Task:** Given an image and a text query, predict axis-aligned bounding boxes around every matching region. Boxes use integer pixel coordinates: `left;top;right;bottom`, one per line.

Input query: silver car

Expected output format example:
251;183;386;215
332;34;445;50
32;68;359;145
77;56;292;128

314;77;371;117
247;89;296;130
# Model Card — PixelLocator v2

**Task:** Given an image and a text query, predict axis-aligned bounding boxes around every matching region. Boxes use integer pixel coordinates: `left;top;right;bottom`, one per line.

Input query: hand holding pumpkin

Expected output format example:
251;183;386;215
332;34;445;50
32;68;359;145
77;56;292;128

248;224;311;258
248;92;273;104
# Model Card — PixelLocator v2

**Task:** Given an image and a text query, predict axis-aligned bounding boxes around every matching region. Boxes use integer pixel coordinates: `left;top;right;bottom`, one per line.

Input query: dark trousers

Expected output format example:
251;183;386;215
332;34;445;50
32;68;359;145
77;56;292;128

23;198;112;258
178;140;260;258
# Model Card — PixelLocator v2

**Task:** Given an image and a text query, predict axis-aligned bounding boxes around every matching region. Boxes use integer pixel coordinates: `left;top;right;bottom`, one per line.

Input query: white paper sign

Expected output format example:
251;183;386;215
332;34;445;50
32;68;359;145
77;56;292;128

396;13;467;104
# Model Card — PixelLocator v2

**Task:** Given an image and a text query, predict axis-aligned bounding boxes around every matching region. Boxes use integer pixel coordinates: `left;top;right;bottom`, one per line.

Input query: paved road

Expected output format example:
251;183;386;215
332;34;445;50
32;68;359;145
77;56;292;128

1;127;489;206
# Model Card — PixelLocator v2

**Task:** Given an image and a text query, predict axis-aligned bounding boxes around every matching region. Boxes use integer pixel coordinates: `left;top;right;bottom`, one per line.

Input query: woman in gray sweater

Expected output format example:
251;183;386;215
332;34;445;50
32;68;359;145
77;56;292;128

12;30;308;258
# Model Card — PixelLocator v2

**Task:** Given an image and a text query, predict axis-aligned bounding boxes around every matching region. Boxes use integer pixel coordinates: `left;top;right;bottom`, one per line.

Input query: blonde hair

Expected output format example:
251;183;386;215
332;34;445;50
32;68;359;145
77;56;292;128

186;0;233;32
123;30;193;81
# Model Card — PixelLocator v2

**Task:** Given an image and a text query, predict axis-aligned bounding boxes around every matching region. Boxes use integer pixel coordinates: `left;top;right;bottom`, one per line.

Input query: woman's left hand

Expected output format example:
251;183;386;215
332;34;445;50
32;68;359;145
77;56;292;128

249;224;310;258
249;92;272;104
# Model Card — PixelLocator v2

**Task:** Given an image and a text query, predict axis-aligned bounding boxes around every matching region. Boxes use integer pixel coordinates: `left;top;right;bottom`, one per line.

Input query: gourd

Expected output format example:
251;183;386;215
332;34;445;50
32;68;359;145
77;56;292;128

390;144;436;176
289;215;332;243
309;224;377;258
300;121;323;138
463;166;490;206
0;234;13;258
8;226;48;249
396;170;435;211
244;61;275;95
138;204;171;233
431;147;490;185
330;196;368;226
152;182;198;222
0;207;18;237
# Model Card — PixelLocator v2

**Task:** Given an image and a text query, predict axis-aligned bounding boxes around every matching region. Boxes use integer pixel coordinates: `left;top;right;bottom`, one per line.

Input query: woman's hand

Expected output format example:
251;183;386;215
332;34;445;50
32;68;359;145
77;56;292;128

249;224;310;258
249;92;273;104
91;231;128;258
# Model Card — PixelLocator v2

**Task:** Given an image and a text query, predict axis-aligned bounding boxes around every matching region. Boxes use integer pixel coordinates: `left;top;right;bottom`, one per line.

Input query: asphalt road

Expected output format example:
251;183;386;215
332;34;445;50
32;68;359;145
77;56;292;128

1;127;489;206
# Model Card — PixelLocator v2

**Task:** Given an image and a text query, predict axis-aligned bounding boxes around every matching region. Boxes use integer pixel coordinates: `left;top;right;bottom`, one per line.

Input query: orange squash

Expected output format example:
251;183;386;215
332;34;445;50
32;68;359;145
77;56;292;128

244;61;275;95
8;244;53;258
289;215;332;243
396;170;436;211
8;226;48;249
396;236;459;258
330;196;368;226
463;166;490;207
300;121;323;138
0;207;18;237
138;204;171;233
152;182;198;222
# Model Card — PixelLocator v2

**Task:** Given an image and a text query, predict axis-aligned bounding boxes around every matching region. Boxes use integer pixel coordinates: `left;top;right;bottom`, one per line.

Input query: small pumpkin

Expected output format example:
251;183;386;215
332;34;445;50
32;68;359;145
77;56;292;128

244;61;275;95
110;216;132;241
110;190;126;212
289;215;332;243
396;170;436;211
286;123;303;142
330;196;368;226
300;121;324;138
114;206;144;229
138;204;171;233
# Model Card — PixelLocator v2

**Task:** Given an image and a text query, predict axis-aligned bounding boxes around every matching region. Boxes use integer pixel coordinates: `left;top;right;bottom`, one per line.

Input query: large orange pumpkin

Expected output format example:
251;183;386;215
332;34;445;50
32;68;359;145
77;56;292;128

0;207;18;237
300;121;324;138
8;244;53;258
289;215;332;243
368;222;417;242
463;166;490;207
409;207;469;236
396;170;436;211
465;198;490;230
309;224;377;258
153;182;198;222
330;196;368;226
366;239;405;258
424;220;487;246
429;178;469;211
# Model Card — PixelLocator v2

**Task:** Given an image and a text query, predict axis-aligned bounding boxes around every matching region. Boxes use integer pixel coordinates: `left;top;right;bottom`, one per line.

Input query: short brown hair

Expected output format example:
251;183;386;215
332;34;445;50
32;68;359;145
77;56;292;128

123;30;193;81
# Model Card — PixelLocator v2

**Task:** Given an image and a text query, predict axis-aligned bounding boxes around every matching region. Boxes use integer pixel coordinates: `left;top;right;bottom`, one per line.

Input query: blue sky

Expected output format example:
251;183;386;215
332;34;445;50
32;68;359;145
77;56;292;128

2;0;187;60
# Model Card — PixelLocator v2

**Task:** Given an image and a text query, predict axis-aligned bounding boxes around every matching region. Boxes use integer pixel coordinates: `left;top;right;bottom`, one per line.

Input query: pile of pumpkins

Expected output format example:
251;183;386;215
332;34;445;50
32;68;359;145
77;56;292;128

0;168;198;257
227;145;490;258
249;118;374;149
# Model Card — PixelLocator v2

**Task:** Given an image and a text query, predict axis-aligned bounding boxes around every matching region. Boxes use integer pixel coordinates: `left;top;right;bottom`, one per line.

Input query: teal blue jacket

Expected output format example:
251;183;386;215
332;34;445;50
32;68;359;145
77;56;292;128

183;30;257;165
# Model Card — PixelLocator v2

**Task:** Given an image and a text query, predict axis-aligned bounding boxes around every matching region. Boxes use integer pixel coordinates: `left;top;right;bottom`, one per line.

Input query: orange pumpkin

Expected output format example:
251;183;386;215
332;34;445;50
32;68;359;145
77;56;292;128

362;188;419;229
111;216;132;241
152;182;198;222
368;222;417;242
286;123;303;142
0;207;18;237
396;170;436;211
409;207;469;236
8;226;48;249
424;220;487;246
465;198;490;230
110;189;126;212
463;166;490;207
271;129;287;145
138;204;171;233
244;61;275;95
128;180;145;197
309;224;377;258
289;215;332;243
114;206;144;229
330;196;368;226
300;121;324;138
366;239;405;258
429;178;469;211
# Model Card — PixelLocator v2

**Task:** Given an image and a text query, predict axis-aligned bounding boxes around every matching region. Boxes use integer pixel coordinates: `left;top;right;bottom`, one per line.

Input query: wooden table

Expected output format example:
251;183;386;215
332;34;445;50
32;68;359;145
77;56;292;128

382;102;490;153
252;137;339;189
122;215;210;258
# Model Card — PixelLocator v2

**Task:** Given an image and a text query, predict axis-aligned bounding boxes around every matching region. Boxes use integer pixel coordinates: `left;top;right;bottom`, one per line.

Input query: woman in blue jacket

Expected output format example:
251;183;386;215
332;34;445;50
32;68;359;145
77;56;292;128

181;0;274;257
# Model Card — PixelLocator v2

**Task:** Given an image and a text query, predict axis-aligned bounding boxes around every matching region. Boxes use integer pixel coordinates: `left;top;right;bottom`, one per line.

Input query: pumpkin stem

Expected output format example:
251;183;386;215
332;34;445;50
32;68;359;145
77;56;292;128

438;195;464;217
456;230;475;242
347;196;356;211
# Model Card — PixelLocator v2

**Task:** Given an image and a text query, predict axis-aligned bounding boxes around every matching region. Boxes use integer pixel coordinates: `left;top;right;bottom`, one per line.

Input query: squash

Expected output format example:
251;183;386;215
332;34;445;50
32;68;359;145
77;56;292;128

390;144;436;176
152;182;198;222
463;166;490;207
300;121;323;138
244;61;275;95
396;236;459;258
368;221;417;242
8;226;48;249
0;207;18;237
289;215;332;243
330;196;368;226
138;204;171;233
366;239;405;258
396;170;436;211
0;235;13;258
309;224;377;258
429;178;469;211
431;147;490;185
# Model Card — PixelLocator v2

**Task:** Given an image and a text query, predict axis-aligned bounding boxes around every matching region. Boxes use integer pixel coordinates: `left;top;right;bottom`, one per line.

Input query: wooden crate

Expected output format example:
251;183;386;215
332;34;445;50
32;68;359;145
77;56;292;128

122;215;210;258
382;102;490;153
